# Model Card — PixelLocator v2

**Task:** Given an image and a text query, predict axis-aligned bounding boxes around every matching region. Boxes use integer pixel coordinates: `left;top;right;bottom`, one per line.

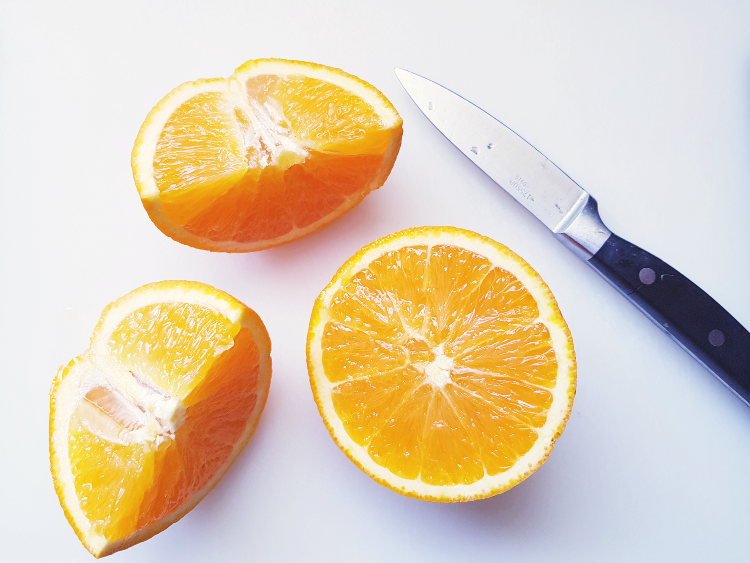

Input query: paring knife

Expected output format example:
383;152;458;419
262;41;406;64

395;68;750;406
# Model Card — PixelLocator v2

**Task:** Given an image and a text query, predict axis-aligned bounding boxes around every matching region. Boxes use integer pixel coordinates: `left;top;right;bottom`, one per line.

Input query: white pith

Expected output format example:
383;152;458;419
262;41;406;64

227;78;309;169
309;229;575;500
76;361;184;447
50;284;272;556
420;344;454;388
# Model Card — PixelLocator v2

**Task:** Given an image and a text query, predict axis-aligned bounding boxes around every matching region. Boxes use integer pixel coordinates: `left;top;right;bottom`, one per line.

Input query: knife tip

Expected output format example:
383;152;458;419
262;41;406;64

394;68;410;81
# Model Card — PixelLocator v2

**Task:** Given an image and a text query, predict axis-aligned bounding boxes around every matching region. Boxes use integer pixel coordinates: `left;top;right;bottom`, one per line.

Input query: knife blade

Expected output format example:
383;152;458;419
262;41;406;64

395;68;750;406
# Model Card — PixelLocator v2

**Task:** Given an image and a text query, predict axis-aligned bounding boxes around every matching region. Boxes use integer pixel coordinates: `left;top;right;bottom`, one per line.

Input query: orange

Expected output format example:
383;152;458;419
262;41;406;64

49;281;271;557
307;227;576;501
132;59;403;252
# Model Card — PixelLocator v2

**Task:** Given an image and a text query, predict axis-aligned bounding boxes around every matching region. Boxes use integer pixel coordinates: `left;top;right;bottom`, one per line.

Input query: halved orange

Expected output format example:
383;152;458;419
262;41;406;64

307;227;575;501
49;281;271;557
132;58;403;252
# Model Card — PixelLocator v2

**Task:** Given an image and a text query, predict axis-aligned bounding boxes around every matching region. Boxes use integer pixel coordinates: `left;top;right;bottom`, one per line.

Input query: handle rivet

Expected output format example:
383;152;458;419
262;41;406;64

639;267;656;285
708;329;725;347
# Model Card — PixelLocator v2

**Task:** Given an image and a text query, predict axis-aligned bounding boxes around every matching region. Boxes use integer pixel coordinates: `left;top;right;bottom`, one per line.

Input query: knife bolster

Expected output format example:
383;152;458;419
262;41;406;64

554;195;612;260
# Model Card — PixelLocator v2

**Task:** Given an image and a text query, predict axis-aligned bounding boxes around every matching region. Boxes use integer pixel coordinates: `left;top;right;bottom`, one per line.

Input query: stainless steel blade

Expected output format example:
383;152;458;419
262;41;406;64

395;68;590;234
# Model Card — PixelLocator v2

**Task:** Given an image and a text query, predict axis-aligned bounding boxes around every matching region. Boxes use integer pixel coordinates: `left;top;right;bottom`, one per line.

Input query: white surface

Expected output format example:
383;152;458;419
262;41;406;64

1;1;749;561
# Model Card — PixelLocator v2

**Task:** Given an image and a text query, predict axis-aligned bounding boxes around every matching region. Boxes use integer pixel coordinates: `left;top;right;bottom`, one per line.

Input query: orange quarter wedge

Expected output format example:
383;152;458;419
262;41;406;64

132;59;403;252
49;281;271;557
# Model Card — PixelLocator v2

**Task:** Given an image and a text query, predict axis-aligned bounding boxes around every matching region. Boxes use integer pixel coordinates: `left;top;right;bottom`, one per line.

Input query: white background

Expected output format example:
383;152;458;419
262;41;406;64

2;1;750;561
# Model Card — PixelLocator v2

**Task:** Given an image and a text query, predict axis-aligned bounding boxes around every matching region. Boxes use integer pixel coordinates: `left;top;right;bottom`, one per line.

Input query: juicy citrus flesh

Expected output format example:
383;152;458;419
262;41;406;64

307;227;575;501
133;59;403;252
50;282;272;557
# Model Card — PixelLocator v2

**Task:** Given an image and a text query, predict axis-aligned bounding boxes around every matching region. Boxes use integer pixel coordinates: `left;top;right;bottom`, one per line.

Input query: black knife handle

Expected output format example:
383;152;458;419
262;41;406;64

588;232;750;403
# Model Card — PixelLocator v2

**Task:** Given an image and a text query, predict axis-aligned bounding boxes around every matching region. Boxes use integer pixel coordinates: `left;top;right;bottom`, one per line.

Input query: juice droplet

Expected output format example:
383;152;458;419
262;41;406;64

65;306;77;320
470;146;479;155
487;142;495;149
427;101;433;110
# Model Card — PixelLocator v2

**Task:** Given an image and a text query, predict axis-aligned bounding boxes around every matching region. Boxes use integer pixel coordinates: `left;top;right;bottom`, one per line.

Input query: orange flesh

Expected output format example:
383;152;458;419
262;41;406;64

152;75;390;244
68;304;259;542
321;245;558;486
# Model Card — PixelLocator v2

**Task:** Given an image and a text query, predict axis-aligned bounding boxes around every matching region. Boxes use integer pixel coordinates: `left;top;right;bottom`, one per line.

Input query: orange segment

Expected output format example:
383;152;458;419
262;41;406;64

423;244;494;343
321;322;407;382
419;389;484;486
366;246;430;336
366;384;433;480
68;412;154;540
106;301;238;398
445;383;538;474
453;323;558;387
153;89;248;226
307;227;576;501
444;266;542;356
330;365;424;446
50;281;272;557
243;74;388;151
133;59;403;252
